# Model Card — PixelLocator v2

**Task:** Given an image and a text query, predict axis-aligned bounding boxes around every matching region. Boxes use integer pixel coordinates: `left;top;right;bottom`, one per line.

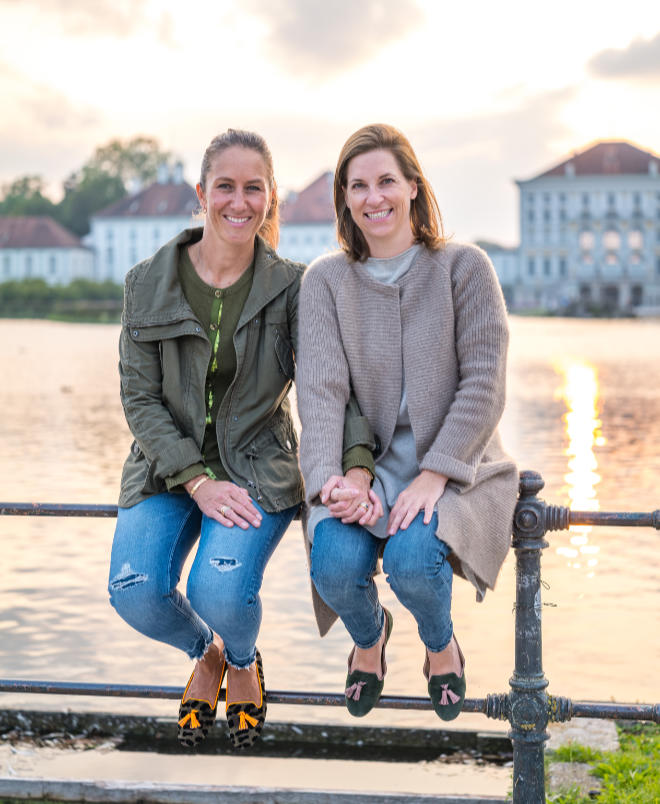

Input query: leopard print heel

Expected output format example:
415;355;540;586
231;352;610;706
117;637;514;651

225;649;267;749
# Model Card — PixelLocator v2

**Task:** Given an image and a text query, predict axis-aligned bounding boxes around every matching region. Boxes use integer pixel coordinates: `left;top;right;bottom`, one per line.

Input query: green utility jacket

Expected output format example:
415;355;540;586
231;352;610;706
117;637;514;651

118;228;374;512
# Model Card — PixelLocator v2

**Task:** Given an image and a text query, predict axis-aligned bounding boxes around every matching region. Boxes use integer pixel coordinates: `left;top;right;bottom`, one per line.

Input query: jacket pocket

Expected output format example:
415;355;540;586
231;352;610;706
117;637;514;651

274;327;295;380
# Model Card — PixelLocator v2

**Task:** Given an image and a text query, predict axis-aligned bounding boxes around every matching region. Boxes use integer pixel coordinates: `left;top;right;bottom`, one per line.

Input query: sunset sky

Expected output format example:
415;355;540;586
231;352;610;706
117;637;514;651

1;0;659;244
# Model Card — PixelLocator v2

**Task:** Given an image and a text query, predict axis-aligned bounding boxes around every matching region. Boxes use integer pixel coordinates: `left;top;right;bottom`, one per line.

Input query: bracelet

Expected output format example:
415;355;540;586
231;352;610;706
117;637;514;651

350;466;374;484
189;475;210;497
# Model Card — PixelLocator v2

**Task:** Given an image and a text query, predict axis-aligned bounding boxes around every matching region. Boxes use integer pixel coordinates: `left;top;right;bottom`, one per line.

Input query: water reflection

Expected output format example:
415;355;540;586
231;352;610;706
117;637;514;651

553;359;604;575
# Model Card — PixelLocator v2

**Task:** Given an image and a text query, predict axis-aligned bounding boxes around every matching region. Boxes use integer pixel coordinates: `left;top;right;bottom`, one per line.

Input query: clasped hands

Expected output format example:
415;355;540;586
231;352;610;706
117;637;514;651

321;468;449;535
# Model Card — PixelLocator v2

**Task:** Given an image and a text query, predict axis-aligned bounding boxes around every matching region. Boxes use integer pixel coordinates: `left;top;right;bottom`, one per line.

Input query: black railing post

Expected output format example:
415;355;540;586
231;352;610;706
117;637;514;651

509;470;550;803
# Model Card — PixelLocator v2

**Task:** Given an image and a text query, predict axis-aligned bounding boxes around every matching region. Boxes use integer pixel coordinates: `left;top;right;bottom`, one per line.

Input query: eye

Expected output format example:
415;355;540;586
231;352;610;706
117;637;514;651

351;181;366;190
216;182;232;190
381;177;395;185
246;184;264;192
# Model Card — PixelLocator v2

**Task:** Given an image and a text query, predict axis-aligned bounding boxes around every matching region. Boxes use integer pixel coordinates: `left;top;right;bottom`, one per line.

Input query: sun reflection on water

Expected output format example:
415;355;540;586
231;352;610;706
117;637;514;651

554;360;605;575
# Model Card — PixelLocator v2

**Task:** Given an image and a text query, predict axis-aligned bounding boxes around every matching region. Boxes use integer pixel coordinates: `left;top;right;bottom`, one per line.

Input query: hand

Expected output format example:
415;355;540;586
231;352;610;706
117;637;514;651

185;476;262;529
320;470;383;526
387;470;448;535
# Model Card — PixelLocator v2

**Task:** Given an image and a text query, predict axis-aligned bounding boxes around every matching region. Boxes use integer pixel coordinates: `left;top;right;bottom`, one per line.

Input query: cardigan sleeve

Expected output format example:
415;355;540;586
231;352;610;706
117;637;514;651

297;264;352;503
419;247;509;485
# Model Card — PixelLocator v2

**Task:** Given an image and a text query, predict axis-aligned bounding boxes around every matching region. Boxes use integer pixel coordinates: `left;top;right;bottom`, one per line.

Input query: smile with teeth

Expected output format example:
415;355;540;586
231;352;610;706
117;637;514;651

365;209;392;220
225;215;250;224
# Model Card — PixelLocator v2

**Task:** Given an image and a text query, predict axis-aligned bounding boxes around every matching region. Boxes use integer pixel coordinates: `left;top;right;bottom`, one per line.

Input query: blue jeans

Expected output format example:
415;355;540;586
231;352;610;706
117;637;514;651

108;492;297;668
310;513;453;652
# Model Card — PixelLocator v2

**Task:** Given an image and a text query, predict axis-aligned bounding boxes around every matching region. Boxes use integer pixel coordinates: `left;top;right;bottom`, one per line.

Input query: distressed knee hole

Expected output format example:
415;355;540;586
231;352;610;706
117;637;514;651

109;562;148;591
210;557;242;573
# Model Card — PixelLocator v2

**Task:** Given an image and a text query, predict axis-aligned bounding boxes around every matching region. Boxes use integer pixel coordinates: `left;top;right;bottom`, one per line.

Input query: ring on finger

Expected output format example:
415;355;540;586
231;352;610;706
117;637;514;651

220;504;232;517
358;501;370;511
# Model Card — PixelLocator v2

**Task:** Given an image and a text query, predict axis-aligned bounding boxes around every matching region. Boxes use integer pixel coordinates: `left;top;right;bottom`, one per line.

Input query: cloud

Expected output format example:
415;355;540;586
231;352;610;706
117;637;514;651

409;88;576;242
588;32;660;81
0;0;170;40
245;0;424;79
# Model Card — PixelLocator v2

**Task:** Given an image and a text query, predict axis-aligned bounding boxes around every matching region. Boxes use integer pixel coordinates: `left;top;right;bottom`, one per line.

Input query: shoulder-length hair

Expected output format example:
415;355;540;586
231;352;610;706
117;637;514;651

199;129;279;249
334;124;445;262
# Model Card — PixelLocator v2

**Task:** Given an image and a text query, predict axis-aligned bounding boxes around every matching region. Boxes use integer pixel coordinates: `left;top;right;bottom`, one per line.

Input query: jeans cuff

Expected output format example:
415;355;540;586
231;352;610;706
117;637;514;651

188;631;214;661
224;647;257;670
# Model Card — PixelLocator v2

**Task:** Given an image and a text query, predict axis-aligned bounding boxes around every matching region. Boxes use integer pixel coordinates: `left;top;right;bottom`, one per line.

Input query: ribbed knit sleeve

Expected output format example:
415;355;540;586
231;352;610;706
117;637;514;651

419;247;509;484
297;259;351;503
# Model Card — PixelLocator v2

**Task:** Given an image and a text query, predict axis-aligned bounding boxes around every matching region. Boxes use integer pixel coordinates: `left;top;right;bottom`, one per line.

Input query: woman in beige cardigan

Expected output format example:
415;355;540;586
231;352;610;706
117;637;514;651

297;124;518;720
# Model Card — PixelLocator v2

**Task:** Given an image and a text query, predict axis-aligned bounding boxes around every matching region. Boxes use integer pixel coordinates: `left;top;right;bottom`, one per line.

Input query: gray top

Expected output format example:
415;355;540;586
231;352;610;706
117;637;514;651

307;244;421;541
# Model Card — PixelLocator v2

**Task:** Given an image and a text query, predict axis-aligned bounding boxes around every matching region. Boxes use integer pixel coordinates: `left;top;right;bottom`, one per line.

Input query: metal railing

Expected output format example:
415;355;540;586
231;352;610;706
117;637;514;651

1;469;659;804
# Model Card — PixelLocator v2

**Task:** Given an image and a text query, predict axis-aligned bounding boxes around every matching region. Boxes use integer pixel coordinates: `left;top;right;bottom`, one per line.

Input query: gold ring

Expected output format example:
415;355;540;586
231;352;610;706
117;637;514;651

220;505;231;516
359;501;370;511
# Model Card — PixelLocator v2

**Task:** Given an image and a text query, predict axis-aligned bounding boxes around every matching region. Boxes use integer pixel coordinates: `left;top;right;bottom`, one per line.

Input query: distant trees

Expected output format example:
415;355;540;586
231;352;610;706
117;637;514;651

0;277;124;321
0;136;174;237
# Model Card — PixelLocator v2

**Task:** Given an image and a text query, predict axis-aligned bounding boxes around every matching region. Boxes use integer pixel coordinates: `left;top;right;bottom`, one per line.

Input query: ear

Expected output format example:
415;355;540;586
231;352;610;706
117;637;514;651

195;182;206;209
409;179;418;201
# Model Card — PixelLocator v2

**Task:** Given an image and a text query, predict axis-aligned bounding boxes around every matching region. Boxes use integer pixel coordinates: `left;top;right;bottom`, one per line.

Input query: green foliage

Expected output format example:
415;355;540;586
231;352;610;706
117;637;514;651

0;277;123;321
0;175;57;217
87;135;173;186
545;723;660;803
58;166;126;236
551;743;603;764
0;135;173;236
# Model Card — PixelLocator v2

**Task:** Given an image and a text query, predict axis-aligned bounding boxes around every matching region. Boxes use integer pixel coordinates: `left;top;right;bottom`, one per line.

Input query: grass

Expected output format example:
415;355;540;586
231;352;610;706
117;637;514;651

546;722;660;803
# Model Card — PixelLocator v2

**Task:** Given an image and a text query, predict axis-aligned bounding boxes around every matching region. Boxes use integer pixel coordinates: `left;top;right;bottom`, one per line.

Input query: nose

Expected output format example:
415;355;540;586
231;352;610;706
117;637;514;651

232;189;247;210
366;184;384;206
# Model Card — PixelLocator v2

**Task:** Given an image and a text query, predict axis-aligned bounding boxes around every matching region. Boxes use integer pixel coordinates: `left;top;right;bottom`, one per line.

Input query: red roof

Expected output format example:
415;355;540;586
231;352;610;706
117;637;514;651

536;141;660;179
94;180;198;219
280;172;335;224
0;216;84;249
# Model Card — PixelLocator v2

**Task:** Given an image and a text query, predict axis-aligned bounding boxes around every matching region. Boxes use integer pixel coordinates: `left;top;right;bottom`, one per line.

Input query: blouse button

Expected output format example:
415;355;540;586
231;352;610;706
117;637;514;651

210;323;217;331
214;289;221;298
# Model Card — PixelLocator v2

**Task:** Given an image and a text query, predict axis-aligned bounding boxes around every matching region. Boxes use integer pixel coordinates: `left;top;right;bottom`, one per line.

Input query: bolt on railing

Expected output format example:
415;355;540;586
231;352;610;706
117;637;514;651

1;469;659;804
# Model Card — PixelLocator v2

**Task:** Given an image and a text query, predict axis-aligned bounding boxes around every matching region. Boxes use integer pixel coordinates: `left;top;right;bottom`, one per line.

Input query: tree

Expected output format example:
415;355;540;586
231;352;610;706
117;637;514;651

0;175;57;217
57;166;125;237
86;136;173;187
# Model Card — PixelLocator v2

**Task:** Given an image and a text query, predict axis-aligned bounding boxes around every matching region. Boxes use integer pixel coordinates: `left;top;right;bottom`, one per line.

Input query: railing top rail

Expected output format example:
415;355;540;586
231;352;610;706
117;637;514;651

2;501;658;529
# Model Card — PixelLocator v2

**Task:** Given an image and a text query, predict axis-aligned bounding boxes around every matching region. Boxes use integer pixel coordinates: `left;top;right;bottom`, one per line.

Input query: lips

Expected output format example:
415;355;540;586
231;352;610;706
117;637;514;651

225;215;250;224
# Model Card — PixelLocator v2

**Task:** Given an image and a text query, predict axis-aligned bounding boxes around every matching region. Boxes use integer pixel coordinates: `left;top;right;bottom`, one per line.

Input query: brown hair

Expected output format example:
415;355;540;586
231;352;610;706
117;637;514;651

334;123;445;262
199;129;279;248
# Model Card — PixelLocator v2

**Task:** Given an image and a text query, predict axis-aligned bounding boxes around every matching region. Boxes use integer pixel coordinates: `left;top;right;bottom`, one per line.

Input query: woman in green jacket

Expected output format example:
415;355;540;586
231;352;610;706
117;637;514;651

108;129;372;749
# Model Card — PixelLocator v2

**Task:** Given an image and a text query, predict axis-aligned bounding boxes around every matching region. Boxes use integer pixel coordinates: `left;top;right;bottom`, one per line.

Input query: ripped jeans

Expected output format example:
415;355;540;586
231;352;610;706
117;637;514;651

108;492;297;668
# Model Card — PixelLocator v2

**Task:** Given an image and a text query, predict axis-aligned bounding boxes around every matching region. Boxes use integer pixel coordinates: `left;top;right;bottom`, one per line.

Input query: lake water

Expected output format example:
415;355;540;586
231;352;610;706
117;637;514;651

0;317;658;732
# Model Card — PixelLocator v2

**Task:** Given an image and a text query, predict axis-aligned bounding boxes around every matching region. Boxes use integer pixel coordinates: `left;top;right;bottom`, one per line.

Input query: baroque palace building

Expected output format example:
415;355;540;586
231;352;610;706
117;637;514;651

514;141;660;313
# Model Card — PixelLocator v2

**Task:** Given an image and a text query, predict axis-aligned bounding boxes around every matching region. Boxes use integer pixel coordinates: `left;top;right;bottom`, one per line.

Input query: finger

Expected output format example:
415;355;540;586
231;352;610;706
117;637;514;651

368;491;384;520
329;487;360;502
388;505;406;536
328;500;354;517
227;501;261;528
227;510;250;530
211;509;234;527
399;506;419;531
321;476;343;504
423;501;435;525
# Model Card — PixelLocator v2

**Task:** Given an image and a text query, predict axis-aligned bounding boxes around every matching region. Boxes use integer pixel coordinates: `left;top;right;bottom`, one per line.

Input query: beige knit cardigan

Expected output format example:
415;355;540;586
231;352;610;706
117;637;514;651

297;242;518;635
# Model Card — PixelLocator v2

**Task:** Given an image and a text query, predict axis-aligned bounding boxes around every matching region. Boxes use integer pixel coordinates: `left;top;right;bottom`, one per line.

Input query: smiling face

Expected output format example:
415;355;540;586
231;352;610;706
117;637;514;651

343;149;418;258
197;145;272;249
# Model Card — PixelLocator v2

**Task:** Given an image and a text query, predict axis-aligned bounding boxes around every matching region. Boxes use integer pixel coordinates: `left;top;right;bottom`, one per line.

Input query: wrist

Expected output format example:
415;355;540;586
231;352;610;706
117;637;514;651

346;466;372;490
186;475;210;497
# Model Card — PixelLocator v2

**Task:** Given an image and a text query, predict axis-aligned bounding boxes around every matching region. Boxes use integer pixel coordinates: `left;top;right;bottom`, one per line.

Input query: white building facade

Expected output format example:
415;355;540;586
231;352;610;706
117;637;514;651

515;141;660;313
278;172;337;265
0;217;94;285
89;165;198;283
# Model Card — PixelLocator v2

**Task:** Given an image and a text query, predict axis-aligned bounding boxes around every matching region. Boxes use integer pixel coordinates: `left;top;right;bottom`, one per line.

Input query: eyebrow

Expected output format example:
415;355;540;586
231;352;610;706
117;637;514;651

349;172;396;183
215;176;266;184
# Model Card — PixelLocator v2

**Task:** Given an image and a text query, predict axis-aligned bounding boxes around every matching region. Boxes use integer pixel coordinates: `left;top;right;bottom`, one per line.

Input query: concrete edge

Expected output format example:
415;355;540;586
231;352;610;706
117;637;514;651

0;777;508;804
